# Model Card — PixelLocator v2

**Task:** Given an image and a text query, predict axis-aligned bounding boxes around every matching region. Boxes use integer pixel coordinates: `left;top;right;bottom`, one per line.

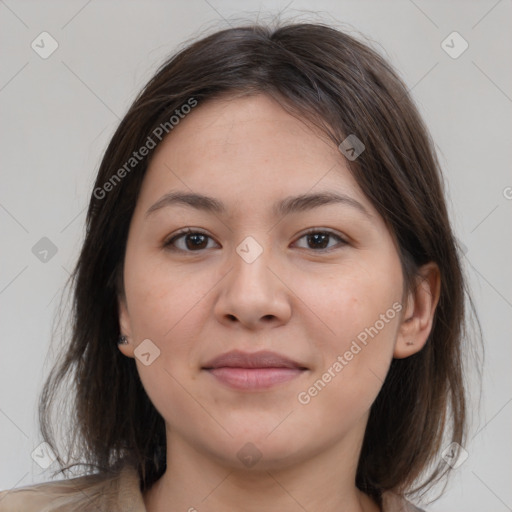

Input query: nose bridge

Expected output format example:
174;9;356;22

230;234;273;298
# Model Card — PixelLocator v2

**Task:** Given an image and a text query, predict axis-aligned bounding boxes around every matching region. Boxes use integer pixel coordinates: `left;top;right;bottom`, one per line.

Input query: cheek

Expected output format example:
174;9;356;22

297;261;401;349
124;263;203;426
124;252;212;342
123;254;216;407
294;301;400;434
293;261;401;404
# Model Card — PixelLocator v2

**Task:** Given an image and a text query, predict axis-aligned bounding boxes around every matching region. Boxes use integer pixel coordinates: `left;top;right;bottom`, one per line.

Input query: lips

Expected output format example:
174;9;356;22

202;350;307;370
202;350;308;391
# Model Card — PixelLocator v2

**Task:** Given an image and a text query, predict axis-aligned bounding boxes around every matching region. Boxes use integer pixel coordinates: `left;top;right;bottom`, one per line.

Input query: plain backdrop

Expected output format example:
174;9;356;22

1;1;511;511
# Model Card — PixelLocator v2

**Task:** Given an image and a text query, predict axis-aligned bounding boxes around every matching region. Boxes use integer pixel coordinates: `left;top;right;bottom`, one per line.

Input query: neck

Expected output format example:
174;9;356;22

143;427;380;512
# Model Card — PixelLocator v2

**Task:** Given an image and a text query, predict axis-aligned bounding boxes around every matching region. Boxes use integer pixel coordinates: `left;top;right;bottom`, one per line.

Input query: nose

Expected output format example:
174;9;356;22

213;239;292;330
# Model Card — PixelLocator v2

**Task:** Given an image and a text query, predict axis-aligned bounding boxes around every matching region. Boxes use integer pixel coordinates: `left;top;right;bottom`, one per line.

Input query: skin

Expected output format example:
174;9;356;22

118;93;440;512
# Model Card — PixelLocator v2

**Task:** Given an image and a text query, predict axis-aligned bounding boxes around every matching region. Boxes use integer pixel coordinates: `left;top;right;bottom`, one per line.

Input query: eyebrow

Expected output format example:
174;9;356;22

145;190;371;219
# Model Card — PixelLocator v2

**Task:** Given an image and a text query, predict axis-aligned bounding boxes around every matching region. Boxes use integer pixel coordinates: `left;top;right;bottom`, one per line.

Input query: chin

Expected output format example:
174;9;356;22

200;429;311;472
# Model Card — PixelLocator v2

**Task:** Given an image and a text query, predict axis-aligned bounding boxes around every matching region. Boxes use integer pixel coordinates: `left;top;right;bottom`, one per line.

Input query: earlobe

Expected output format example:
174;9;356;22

117;295;135;358
394;262;441;359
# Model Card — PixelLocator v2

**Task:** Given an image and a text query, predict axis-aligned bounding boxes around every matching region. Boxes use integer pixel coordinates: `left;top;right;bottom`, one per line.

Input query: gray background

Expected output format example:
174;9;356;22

1;1;511;510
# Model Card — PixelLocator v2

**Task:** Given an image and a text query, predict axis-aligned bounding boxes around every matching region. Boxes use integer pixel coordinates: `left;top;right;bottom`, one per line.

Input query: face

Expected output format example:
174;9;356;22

118;93;423;471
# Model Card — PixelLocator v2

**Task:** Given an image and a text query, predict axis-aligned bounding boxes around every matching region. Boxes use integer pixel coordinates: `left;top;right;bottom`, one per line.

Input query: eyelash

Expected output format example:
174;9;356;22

163;228;348;253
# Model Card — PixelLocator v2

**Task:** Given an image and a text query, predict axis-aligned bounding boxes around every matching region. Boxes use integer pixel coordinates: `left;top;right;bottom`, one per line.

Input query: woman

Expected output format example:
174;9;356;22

0;20;477;512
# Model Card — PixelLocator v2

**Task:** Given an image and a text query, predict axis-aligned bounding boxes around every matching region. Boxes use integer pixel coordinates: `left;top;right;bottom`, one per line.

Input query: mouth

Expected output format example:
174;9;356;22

202;350;308;391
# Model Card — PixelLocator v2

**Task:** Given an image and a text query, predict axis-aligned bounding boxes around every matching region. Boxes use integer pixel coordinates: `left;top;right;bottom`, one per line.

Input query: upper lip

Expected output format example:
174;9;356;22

202;350;307;370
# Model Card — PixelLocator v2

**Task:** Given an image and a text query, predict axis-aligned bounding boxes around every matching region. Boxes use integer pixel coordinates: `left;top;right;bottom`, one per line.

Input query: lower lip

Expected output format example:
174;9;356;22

205;367;305;390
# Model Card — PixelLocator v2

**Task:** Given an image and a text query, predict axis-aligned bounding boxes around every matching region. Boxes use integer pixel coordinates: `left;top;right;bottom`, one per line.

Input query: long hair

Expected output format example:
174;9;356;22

38;20;481;502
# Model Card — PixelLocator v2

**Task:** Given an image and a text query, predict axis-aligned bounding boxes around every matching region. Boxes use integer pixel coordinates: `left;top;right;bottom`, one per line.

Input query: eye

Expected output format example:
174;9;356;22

293;229;347;251
164;228;347;253
164;228;218;252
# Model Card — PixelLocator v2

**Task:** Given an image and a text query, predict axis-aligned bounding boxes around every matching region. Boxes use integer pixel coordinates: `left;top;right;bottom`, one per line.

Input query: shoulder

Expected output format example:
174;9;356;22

381;490;426;512
0;463;146;512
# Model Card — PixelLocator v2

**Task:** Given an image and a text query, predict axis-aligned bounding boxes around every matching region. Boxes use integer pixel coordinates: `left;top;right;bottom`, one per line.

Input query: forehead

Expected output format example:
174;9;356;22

136;94;375;219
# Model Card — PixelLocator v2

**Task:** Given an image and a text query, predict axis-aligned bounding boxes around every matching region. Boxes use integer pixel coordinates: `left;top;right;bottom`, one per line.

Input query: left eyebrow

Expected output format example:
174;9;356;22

145;190;372;219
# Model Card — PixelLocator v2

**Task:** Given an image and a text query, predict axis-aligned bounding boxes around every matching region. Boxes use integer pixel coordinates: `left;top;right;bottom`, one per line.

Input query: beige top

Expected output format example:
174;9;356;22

0;462;424;512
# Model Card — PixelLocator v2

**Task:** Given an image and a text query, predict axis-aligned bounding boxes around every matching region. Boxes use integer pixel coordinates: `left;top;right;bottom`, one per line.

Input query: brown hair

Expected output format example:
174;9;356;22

38;20;481;503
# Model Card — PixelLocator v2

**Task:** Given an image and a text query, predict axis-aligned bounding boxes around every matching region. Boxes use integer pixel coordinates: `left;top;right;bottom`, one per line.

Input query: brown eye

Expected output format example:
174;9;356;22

164;229;217;252
294;230;347;251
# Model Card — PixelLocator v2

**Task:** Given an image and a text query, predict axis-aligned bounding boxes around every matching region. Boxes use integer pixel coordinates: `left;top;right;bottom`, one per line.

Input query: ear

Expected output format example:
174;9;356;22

394;262;441;359
118;294;135;358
